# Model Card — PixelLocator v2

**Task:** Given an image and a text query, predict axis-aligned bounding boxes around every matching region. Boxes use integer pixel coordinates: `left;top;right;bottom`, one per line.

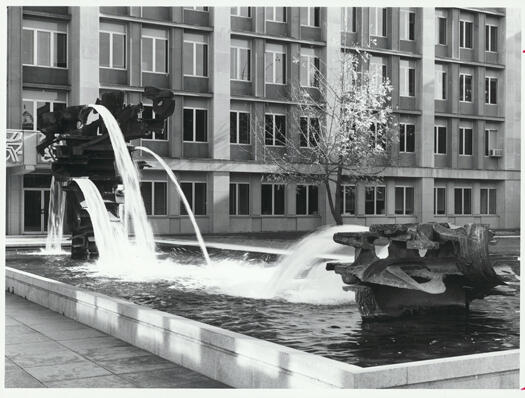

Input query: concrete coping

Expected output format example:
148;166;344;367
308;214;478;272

5;267;519;388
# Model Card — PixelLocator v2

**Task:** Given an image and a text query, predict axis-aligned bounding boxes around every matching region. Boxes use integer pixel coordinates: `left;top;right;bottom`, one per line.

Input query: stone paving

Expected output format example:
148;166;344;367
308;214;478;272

4;293;229;388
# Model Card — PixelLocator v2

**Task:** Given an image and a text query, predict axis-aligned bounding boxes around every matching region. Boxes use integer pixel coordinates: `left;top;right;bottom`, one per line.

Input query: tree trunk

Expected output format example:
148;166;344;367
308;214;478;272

324;179;343;225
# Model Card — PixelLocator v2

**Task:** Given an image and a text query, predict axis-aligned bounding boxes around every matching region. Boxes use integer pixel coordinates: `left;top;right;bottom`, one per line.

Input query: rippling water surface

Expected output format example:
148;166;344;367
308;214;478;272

6;247;519;367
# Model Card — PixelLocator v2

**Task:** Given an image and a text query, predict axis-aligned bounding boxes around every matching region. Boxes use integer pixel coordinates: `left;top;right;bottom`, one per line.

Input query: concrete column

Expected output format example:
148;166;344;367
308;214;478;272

254;7;265;34
169;98;183;158
251;175;261;216
450;9;460;59
418;8;435;168
252;102;265;161
254;39;265;98
390;8;399;51
289;7;300;39
6;174;23;234
418;177;434;223
168;175;180;216
476;13;486;63
170;28;184;91
391;57;400;110
7;7;22;129
498;179;520;228
287;183;296;216
356;182;366;216
473;119;485;169
172;7;183;23
70;7;99;104
323;180;336;225
211;7;231;160
472;181;481;215
385;180;396;216
503;9;521;171
449;63;460;114
210;171;230;232
129;7;141;17
446;181;455;216
475;66;485;115
129;22;141;87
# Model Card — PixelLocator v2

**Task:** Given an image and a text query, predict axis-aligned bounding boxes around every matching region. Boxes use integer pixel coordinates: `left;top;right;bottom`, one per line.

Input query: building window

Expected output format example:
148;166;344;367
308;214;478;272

230;183;250;215
265;114;286;146
99;23;126;69
185;7;208;12
480;188;497;215
300;48;320;88
265;7;287;23
342;7;357;33
180;182;207;216
459;127;473;156
296;185;318;215
400;9;415;41
140;181;167;216
230;111;250;144
141;28;168;73
340;185;356;215
300;7;320;27
265;43;286;84
437;16;447;45
22;90;67;131
231;39;251;81
370;7;387;37
485;77;497;105
459;73;472;102
484;129;497;156
395;186;414;215
184;33;208;77
261;184;285;215
434;125;447;154
459;20;473;49
399;60;415;97
485;25;498;52
300;116;319;148
231;7;251;17
369;56;387;92
365;186;386;215
435;64;447;100
183;108;207;142
434;187;446;215
399;123;415;153
22;20;68;68
454;188;472;215
140;105;168;140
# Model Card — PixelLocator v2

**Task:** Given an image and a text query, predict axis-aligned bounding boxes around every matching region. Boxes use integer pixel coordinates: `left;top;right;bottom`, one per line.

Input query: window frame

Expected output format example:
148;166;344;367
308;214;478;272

485;76;498;105
231;7;251;18
230;41;251;81
437;16;447;45
299;116;320;148
264;113;287;147
458;127;473;156
99;28;127;70
434;125;447;155
434;186;446;215
435;64;447;100
141;33;168;74
485;24;498;52
459;19;473;49
369;7;387;37
399;60;415;97
454;187;472;215
296;184;319;216
265;7;287;23
265;46;287;85
183;35;209;78
230;182;250;215
22;26;68;69
340;184;356;215
365;185;386;215
184;7;209;12
141;180;168;216
484;129;498;156
140;104;168;141
180;181;207;216
230;110;251;144
342;7;357;33
183;107;208;143
300;7;320;28
480;187;497;215
400;9;415;41
300;52;320;88
459;73;473;102
22;95;68;131
399;123;415;153
261;183;286;216
394;186;414;215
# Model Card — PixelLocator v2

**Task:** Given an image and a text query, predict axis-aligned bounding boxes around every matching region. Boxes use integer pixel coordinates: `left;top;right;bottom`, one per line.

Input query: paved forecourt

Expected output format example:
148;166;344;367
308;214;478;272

5;293;228;388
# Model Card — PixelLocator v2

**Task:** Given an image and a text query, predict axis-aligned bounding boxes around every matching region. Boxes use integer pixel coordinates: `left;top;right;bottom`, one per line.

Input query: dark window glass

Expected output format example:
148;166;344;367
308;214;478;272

434;187;446;215
141;182;153;216
275;115;286;146
195;109;207;142
382;8;387;36
229;184;236;215
408;12;415;40
194;183;206;215
490;79;497;104
54;32;67;68
180;182;192;215
395;187;404;215
343;186;356;214
238;113;250;144
454;188;462;214
489;189;496;214
155;39;167;73
261;184;273;215
442;71;447;99
308;185;318;215
365;187;375;215
183;109;193;141
465;21;473;48
274;185;285;215
485;129;490;156
196;43;208;76
300;117;308;147
438;17;447;45
142;37;154;72
406;187;414;214
408;68;415;96
480;188;488;214
113;33;126;68
463;188;472;214
399;125;406;152
230;112;237;143
265;115;274;145
296;185;307;215
465;129;472;155
154;182;167;215
238;184;249;215
490;26;498;51
406;124;415;152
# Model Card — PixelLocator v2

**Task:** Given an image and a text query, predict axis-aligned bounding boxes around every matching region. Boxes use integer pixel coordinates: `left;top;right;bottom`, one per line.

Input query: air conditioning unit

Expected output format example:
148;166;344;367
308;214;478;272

489;148;503;157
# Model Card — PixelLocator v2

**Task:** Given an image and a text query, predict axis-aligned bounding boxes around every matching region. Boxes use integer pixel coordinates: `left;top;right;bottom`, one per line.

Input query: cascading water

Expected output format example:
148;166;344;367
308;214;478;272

44;176;66;254
72;178;129;264
136;146;211;267
89;104;156;264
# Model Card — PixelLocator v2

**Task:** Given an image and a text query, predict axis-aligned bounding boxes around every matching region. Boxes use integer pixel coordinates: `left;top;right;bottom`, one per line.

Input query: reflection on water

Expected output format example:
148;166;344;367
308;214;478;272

6;248;519;368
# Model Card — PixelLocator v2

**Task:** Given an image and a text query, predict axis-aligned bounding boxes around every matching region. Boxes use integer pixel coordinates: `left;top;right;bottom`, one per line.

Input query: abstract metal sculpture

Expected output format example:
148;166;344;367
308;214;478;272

37;87;175;259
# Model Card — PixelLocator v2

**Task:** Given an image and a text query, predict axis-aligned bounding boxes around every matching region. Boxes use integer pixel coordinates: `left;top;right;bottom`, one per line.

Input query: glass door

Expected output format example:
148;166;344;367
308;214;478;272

23;188;50;233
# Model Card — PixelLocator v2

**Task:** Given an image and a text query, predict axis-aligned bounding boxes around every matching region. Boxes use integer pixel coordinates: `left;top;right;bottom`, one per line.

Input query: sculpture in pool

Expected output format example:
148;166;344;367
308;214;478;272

37;87;175;259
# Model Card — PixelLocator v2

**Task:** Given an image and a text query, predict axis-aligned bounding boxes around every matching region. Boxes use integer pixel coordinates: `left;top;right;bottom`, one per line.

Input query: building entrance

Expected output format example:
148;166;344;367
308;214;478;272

23;174;51;234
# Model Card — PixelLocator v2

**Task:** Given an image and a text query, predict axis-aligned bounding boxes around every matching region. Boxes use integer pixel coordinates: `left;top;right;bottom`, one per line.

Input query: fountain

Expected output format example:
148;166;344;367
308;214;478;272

37;87;175;261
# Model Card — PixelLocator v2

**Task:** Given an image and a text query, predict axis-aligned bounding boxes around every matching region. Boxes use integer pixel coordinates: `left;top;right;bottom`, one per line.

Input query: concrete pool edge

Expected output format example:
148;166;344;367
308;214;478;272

5;267;519;389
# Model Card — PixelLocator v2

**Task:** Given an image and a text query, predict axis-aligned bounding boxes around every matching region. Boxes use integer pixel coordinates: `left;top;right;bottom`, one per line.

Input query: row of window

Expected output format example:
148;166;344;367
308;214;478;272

141;180;497;217
433;126;498;156
435;65;498;104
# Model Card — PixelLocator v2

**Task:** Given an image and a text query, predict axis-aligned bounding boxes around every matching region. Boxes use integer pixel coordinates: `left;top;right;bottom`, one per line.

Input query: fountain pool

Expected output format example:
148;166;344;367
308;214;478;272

6;242;519;368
